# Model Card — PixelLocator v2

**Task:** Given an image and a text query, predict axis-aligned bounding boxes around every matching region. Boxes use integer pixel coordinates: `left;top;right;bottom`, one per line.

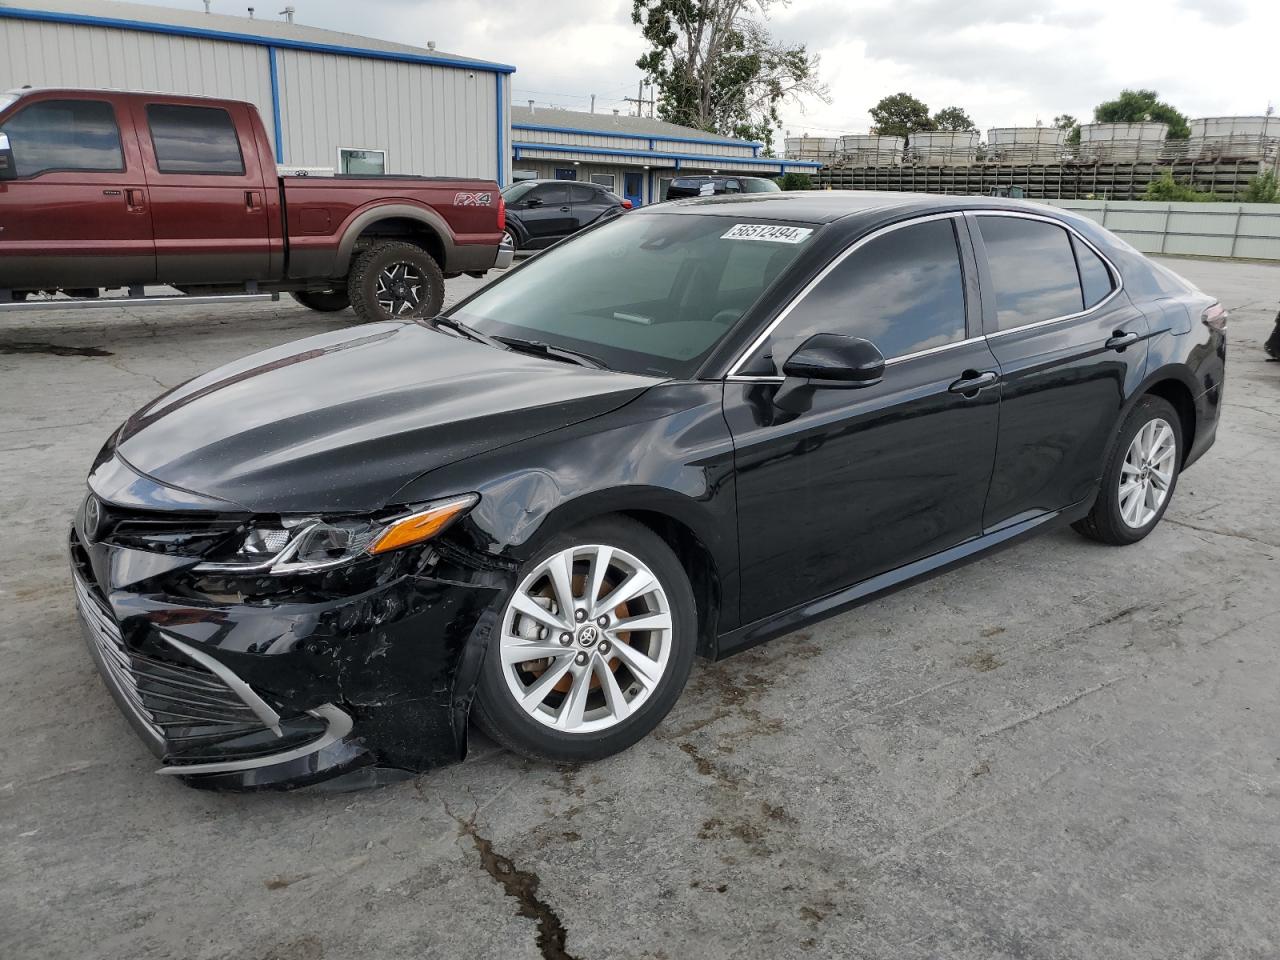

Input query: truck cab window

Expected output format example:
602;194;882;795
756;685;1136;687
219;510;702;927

146;104;245;175
0;99;123;177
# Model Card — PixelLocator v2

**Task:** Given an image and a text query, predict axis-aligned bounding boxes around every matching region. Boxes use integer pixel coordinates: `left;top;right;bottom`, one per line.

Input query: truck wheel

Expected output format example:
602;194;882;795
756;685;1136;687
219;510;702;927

291;290;351;312
347;241;445;322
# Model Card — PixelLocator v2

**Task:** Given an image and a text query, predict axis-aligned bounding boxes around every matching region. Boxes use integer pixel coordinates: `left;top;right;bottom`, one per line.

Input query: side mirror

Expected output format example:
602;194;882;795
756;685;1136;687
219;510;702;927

0;133;14;181
774;334;885;414
782;333;885;387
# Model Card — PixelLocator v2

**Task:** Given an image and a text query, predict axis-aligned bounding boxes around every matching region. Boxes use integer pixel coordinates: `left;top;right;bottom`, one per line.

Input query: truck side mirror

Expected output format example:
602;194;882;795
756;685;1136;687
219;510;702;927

0;133;15;181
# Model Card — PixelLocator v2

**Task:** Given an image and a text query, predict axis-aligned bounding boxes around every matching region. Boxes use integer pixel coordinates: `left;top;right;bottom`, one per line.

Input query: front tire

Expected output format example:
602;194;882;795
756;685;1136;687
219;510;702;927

291;289;351;312
347;240;445;323
474;517;696;763
1073;395;1183;545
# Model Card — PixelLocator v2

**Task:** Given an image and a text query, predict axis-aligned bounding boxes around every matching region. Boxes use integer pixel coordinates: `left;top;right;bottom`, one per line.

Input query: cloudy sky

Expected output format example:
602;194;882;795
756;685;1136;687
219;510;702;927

134;0;1277;137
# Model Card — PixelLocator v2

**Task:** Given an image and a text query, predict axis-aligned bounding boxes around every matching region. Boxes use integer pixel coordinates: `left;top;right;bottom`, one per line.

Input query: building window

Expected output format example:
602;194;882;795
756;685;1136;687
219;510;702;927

147;104;245;175
554;167;578;180
590;173;616;191
338;148;386;175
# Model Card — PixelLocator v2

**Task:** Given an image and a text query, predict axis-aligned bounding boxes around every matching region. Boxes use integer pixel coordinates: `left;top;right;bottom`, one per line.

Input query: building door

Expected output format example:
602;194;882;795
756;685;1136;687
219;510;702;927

623;171;644;208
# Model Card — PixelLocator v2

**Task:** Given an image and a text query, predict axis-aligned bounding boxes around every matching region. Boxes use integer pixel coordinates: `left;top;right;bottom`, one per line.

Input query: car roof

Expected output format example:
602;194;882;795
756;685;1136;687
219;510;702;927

645;190;1079;225
513;179;606;188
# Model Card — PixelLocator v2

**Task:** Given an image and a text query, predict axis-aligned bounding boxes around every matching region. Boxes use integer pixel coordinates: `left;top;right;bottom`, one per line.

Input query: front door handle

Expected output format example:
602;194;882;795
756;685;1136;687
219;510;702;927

948;370;999;396
125;188;146;212
245;190;263;211
559;205;571;212
1106;330;1140;351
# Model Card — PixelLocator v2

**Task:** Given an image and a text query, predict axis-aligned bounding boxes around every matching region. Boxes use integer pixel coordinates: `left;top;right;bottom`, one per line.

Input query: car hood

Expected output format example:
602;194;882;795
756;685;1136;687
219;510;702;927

114;322;659;514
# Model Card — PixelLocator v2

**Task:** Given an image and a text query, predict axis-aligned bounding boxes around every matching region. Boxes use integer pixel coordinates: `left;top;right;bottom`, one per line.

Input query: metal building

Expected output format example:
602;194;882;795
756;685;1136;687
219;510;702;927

510;104;821;207
0;0;513;182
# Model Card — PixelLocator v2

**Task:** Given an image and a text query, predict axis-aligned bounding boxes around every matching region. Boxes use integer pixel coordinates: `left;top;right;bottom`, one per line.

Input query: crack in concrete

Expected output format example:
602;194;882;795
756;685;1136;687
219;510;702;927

443;800;580;960
1163;516;1280;551
979;676;1126;738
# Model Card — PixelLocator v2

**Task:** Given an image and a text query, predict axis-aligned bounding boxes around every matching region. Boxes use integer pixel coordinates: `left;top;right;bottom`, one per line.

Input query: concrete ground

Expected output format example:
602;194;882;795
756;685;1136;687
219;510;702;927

1;258;1278;960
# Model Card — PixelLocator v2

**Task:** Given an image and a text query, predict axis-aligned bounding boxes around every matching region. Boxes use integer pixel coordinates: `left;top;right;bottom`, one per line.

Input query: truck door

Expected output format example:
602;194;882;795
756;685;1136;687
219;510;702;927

0;94;155;290
131;99;271;285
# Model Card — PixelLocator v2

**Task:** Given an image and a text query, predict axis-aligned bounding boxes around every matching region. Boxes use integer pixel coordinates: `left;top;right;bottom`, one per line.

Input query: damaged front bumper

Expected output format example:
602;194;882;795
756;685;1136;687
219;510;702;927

69;495;507;791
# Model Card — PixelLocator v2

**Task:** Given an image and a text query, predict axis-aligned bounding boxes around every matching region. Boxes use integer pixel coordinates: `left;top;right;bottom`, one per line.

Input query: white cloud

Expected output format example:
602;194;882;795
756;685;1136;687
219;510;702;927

119;0;1280;136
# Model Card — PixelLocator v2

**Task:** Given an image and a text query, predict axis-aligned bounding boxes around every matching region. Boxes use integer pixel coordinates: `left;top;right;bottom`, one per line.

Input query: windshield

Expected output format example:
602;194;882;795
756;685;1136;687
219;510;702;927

744;178;782;193
501;181;539;204
450;213;817;377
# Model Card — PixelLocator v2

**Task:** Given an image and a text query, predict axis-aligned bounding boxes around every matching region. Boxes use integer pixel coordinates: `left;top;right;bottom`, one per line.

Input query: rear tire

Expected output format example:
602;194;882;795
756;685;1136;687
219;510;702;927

1072;395;1183;545
474;517;697;764
291;290;351;313
347;240;445;323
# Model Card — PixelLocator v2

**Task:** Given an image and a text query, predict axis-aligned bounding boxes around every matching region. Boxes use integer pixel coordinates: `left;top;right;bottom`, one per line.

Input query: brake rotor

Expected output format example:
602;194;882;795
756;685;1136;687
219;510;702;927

521;573;632;692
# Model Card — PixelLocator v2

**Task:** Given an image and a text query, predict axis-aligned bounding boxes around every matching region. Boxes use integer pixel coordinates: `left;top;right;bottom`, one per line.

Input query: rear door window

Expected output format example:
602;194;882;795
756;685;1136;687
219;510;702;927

146;104;245;175
976;216;1084;330
0;99;123;176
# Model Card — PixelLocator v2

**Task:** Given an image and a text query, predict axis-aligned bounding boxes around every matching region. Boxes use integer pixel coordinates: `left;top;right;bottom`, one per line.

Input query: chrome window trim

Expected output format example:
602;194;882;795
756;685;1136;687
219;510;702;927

967;210;1124;338
724;212;965;380
723;206;1125;381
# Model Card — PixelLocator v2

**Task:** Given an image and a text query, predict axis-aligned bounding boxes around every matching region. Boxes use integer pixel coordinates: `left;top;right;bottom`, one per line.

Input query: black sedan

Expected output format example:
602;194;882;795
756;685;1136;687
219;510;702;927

70;192;1226;790
500;179;629;252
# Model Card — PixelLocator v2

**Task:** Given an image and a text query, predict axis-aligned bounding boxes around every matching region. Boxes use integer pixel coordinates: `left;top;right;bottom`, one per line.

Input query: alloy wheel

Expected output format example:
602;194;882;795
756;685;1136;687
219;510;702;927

499;544;672;733
1118;417;1176;528
373;262;425;316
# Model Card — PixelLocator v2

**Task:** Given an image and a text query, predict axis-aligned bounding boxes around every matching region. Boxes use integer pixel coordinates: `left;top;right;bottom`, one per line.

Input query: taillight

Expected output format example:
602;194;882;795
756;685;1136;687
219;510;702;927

497;194;506;232
621;199;633;210
1202;303;1228;331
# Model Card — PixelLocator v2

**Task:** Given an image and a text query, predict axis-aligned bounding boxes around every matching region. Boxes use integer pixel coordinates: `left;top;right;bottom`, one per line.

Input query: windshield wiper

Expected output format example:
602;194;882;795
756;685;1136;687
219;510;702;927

429;316;505;349
495;336;607;369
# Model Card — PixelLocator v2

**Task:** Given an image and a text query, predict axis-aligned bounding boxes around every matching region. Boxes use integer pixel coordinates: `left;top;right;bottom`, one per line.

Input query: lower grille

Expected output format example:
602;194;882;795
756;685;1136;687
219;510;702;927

71;561;307;761
73;570;166;744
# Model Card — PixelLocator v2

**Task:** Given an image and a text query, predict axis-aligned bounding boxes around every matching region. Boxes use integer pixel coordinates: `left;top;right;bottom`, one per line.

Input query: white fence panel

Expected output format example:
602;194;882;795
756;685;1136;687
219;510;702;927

1049;200;1280;260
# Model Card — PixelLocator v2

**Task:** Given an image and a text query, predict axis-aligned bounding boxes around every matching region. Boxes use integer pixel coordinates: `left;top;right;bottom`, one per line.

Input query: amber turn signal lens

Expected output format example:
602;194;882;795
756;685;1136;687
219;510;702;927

367;495;478;555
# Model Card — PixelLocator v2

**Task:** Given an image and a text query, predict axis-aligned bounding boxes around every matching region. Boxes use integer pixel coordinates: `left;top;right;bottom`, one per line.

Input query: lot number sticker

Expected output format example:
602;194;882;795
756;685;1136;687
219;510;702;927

722;223;813;244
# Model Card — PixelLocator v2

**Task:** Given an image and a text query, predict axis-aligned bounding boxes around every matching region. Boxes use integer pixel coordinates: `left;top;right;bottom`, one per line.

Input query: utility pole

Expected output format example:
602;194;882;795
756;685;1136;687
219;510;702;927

623;80;655;118
590;93;596;114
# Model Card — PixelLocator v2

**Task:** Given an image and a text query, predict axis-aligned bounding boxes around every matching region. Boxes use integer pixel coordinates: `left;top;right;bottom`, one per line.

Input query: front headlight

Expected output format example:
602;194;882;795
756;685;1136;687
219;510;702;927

195;494;478;574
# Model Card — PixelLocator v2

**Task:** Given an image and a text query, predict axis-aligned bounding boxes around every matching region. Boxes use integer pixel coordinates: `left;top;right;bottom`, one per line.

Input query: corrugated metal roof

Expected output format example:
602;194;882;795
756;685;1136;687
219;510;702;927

511;105;758;147
0;0;512;70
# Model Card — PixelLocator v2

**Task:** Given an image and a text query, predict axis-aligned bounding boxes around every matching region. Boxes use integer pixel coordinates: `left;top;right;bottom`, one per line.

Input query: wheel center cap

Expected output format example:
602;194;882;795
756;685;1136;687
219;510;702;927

577;625;599;647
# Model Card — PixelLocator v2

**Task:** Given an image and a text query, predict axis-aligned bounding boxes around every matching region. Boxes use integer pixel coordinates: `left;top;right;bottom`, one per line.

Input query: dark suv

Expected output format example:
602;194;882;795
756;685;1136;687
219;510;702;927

664;175;781;200
500;179;629;251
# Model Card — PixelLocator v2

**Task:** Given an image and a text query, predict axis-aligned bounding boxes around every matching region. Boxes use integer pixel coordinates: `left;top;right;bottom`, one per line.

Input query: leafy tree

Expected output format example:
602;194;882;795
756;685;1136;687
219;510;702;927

632;0;829;154
1094;89;1191;139
1142;170;1216;202
932;106;977;132
1242;171;1279;203
869;92;934;139
1053;113;1081;145
776;171;811;190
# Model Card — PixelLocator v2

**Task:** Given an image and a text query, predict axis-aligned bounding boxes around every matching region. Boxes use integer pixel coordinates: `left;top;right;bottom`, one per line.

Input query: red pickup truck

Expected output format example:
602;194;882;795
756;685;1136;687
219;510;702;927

0;88;510;320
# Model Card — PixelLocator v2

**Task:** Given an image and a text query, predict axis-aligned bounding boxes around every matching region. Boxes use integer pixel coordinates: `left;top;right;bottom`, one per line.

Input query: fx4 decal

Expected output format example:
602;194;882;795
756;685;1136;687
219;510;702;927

454;192;494;206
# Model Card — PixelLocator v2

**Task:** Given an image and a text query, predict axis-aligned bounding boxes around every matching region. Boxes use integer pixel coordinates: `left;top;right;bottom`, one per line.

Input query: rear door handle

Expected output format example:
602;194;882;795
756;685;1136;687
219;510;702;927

948;370;999;395
559;206;571;212
245;190;263;211
1106;330;1140;351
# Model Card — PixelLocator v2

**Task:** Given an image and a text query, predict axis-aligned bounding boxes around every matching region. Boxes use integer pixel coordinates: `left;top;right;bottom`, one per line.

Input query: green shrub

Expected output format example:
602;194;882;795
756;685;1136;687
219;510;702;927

1142;170;1217;202
777;172;812;191
1242;171;1279;203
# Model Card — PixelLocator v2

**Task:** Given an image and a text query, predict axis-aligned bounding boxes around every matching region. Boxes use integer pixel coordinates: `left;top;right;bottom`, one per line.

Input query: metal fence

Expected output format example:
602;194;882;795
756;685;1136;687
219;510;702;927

1048;200;1280;260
